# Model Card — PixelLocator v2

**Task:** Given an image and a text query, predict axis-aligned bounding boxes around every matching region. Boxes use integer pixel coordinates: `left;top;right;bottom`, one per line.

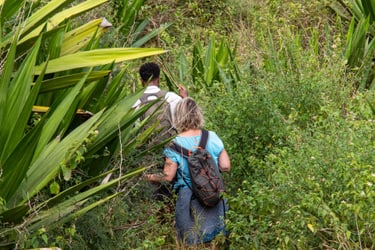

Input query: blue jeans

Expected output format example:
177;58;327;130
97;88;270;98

175;188;228;245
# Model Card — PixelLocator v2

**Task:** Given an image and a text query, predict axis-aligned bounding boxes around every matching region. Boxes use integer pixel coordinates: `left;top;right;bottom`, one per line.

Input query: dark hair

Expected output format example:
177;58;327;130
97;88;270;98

139;62;160;82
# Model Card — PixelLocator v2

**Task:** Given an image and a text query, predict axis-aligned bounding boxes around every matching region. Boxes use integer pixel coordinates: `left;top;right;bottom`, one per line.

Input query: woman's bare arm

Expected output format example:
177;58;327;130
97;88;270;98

218;149;231;172
144;157;178;182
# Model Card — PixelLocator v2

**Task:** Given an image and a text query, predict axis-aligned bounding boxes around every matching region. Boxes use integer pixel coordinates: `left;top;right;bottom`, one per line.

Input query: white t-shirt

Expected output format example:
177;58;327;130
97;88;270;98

132;85;182;124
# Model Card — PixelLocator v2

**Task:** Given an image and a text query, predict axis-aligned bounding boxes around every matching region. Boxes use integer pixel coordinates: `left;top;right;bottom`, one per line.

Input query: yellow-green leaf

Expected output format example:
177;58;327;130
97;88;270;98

61;18;111;56
34;48;166;74
19;0;108;44
50;181;60;195
307;223;315;233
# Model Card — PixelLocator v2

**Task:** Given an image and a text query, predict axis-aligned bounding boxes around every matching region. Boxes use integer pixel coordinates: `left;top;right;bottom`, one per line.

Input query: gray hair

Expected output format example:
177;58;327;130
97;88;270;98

174;97;204;133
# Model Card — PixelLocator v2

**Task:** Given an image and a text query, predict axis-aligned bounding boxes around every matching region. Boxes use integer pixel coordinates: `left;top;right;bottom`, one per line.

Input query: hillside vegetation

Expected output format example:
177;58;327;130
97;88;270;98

1;0;374;249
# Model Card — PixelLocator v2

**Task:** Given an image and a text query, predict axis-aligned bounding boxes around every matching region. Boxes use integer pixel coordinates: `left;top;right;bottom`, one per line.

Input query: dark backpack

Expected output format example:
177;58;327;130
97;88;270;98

169;129;225;207
139;90;177;144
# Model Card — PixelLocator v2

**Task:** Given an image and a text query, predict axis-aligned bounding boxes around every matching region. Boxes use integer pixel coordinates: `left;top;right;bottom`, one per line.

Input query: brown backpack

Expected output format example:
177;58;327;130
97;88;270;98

139;90;177;144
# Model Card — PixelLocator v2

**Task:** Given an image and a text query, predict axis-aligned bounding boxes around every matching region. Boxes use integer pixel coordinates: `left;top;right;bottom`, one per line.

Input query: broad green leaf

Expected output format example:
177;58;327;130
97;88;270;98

39;169;117;208
21;0;73;36
61;18;111;56
39;70;111;93
132;23;171;48
177;52;189;84
352;0;365;20
0;28;18;134
0;36;41;162
348;17;369;66
361;0;375;21
34;70;89;158
19;0;107;44
11;110;103;205
162;60;180;92
48;24;65;59
118;0;145;32
0;203;28;225
204;38;216;85
192;40;204;86
2;55;47;165
345;18;355;60
0;118;45;202
104;67;127;107
131;18;149;40
0;0;25;21
216;38;229;69
229;44;242;83
76;63;115;111
86;91;143;155
27;167;145;231
34;48;166;74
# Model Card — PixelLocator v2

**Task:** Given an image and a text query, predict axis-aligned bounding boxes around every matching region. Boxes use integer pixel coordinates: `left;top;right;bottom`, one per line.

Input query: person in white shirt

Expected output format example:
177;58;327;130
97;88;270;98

132;62;188;123
134;62;188;201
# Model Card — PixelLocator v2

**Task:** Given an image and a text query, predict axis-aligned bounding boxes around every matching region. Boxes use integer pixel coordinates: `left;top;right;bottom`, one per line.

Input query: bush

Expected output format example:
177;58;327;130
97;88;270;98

226;108;375;248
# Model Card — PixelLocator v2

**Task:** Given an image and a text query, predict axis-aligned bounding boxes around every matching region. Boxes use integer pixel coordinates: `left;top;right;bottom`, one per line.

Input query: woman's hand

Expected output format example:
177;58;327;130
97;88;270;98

143;158;178;183
143;173;163;183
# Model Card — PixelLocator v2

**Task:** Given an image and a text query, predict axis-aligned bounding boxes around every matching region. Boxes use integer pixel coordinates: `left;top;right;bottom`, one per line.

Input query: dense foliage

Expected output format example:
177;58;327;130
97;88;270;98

1;0;375;249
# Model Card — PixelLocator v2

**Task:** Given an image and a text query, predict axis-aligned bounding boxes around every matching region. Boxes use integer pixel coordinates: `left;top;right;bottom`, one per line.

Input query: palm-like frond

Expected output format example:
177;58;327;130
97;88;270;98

0;0;167;247
332;0;375;90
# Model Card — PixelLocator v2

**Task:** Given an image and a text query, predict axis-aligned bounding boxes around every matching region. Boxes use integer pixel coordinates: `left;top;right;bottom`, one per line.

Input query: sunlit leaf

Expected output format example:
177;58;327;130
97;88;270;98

34;48;166;74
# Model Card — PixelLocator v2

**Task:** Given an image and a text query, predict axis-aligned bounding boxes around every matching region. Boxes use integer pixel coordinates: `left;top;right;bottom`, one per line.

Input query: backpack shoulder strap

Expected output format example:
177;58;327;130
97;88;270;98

198;129;209;149
157;90;168;98
169;142;190;158
140;90;167;104
168;129;208;156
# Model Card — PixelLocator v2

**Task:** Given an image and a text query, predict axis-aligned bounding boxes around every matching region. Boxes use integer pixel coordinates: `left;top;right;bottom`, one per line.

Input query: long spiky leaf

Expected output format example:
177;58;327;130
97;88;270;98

34;48;166;74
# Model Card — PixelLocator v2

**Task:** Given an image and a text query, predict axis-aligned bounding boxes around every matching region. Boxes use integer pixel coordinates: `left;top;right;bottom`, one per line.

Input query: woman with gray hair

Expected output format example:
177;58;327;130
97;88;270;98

144;97;231;246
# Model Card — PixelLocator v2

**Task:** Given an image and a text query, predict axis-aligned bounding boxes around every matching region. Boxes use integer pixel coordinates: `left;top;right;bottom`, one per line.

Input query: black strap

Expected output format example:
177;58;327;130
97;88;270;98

169;129;209;157
198;129;209;149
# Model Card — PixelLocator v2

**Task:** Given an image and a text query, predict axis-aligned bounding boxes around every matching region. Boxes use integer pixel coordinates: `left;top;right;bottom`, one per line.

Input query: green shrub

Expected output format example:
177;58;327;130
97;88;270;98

52;182;176;249
227;109;375;248
202;81;288;183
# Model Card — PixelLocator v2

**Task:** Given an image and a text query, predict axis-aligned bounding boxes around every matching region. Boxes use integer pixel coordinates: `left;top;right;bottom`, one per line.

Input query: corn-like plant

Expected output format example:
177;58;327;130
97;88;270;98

331;0;375;90
0;0;166;248
109;0;171;48
163;37;241;96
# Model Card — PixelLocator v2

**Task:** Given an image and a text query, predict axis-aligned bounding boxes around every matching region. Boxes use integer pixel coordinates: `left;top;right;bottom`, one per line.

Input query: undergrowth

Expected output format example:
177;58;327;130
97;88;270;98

40;0;375;249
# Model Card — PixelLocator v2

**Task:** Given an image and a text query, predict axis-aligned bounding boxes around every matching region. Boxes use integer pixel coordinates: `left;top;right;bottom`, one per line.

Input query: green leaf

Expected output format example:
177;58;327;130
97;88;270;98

61;18;111;55
132;23;171;48
49;181;60;195
19;0;108;44
0;36;42;163
0;119;45;202
34;48;166;74
86;90;143;155
0;0;25;21
204;38;216;85
39;70;111;93
62;167;72;181
10;110;103;205
0;27;18;135
33;70;89;158
27;167;145;232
